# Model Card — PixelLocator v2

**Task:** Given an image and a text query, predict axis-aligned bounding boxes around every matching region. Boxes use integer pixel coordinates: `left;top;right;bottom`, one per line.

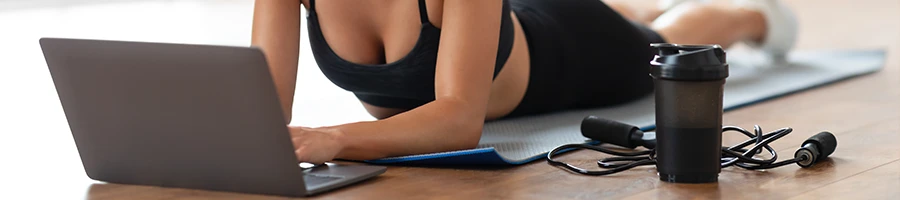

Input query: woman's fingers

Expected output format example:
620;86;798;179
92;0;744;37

287;125;342;164
294;145;329;164
291;134;323;163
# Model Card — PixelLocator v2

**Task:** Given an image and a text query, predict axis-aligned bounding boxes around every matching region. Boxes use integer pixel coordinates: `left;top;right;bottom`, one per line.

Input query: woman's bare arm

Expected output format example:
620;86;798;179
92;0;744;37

291;0;504;161
251;0;301;123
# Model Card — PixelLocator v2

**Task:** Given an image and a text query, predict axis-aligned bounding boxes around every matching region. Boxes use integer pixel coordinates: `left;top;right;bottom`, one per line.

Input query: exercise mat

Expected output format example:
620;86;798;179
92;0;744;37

365;49;885;166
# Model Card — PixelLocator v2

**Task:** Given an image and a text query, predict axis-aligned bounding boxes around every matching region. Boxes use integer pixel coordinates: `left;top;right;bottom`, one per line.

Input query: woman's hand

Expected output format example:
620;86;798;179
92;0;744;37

288;125;345;164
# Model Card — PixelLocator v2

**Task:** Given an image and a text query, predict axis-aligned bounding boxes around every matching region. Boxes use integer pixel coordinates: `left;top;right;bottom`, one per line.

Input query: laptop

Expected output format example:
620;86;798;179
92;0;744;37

39;38;386;197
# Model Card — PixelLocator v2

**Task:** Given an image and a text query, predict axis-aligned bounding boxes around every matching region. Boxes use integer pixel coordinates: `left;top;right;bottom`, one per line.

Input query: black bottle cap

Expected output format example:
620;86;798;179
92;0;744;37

649;43;729;81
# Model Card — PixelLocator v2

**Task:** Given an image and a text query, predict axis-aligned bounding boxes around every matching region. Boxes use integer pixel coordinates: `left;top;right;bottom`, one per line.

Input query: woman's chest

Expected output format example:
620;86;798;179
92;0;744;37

305;0;444;65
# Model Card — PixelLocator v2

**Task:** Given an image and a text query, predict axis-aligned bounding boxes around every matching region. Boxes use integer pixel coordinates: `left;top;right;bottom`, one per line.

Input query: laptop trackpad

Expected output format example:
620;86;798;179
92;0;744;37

302;163;387;195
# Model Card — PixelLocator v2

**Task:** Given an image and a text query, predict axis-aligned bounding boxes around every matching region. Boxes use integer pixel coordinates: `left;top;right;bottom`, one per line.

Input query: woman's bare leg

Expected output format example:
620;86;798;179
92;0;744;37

603;0;666;26
606;0;768;48
651;3;767;48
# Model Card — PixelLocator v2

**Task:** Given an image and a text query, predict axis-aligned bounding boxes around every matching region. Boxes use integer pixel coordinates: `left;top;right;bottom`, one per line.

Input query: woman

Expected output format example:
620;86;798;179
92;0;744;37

250;0;796;163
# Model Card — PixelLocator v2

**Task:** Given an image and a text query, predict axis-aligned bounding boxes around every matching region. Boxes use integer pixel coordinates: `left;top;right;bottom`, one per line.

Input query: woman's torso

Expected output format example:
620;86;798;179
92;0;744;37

300;0;530;120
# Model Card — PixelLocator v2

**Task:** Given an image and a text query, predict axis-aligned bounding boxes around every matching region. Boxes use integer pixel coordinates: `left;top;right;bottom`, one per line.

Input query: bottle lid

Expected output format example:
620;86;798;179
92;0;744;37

649;44;729;81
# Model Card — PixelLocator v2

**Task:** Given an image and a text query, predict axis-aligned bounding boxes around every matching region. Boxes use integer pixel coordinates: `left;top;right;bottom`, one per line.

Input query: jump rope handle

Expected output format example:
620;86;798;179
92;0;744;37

795;131;837;167
581;116;655;149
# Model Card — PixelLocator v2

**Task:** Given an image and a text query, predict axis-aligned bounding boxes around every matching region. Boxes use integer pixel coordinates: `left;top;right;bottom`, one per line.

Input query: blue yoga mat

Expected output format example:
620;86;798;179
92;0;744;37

365;49;886;166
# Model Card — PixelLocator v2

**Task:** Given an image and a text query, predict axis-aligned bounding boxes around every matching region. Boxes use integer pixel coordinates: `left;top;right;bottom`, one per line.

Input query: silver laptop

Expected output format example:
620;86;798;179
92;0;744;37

39;38;386;197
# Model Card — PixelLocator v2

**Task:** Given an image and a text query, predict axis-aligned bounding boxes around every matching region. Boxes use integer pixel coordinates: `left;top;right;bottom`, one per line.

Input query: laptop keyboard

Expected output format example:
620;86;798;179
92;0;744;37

304;174;343;186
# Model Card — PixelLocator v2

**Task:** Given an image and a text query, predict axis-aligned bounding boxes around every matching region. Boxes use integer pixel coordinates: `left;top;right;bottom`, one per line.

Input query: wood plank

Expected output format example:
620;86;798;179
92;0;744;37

788;159;900;200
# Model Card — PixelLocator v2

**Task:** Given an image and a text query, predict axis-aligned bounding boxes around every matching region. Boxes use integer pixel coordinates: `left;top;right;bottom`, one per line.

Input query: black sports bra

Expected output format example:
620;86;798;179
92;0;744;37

306;0;514;109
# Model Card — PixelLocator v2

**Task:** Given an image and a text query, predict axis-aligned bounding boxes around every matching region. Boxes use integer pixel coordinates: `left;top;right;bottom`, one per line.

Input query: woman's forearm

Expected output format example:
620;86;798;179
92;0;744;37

251;0;301;123
330;99;485;160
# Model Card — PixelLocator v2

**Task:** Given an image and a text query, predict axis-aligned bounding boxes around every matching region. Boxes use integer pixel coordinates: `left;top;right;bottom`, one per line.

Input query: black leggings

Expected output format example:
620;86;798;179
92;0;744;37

506;0;665;118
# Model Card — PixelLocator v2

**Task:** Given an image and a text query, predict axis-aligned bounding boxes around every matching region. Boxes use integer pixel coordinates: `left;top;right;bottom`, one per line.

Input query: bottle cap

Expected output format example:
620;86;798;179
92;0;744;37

649;43;729;81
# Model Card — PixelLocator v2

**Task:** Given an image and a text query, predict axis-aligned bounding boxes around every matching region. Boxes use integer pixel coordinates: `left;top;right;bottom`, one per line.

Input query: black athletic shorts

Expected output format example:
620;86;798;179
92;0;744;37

505;0;666;118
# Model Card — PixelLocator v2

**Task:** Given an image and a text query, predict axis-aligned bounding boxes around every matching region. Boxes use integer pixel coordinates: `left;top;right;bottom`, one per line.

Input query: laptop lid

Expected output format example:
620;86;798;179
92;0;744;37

40;38;309;196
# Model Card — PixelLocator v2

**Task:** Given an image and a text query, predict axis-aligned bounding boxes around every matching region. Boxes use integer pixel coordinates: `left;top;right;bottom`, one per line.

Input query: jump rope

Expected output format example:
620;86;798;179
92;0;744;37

546;116;836;177
546;44;837;182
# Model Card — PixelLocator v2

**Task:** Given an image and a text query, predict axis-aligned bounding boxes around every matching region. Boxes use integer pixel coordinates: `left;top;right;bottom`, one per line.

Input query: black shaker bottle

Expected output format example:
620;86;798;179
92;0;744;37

649;44;729;183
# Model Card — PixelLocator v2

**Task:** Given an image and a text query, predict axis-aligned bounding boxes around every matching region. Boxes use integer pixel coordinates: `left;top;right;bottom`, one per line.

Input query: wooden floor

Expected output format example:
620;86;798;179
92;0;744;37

1;0;898;199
